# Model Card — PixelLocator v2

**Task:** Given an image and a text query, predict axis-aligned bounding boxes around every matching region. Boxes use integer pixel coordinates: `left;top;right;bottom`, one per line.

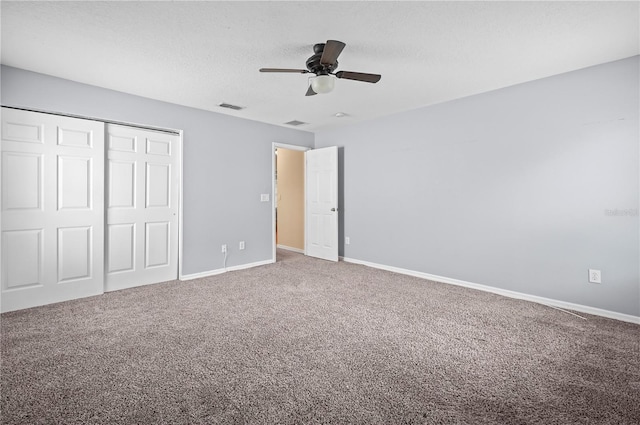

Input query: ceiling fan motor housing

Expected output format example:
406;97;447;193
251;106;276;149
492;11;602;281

306;44;338;75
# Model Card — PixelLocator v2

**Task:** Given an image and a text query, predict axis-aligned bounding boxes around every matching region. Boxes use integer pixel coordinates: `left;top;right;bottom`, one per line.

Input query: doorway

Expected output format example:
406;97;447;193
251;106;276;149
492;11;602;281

272;143;309;261
271;143;339;263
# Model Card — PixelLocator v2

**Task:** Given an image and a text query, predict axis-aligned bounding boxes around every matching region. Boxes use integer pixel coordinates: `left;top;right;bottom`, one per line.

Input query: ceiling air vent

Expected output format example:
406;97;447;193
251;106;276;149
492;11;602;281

218;102;244;111
284;120;307;126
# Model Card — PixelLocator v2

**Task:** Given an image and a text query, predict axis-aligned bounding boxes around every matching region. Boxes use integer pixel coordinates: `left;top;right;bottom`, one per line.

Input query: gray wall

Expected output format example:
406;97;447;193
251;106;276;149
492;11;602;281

3;58;638;317
1;65;314;276
316;56;639;316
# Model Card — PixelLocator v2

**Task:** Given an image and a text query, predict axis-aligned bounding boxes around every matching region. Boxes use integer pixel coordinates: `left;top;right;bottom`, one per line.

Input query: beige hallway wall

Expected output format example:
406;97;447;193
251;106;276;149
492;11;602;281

276;148;304;250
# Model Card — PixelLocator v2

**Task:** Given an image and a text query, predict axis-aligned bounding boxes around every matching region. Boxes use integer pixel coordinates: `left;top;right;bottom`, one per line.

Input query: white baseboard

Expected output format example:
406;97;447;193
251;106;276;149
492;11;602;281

226;259;274;272
180;268;226;280
343;257;640;325
277;244;304;254
180;259;274;281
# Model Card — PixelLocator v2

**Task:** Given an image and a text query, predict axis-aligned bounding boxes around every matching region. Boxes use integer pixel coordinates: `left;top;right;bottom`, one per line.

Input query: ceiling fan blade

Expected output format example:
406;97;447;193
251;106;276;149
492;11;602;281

306;85;317;96
259;68;309;73
335;71;381;83
320;40;346;66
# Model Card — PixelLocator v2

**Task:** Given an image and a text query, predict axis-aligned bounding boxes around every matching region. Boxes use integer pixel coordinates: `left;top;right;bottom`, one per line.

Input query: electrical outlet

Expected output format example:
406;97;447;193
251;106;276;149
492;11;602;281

345;236;350;245
221;244;227;253
589;269;601;284
239;241;245;250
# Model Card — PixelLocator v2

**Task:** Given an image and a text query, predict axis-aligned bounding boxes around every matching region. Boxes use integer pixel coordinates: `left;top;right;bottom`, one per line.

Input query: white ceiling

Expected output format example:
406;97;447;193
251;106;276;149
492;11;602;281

2;1;638;132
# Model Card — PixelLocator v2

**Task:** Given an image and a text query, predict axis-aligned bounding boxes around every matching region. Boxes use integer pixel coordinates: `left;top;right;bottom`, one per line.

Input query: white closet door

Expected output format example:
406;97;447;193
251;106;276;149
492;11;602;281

105;124;179;291
1;108;105;312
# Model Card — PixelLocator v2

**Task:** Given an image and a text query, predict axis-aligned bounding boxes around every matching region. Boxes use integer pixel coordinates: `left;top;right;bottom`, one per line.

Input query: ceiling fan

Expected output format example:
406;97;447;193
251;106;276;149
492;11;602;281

259;40;382;96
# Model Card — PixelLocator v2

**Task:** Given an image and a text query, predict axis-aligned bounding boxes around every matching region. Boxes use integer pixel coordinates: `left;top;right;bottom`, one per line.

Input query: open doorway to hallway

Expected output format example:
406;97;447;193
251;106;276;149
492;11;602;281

272;143;308;261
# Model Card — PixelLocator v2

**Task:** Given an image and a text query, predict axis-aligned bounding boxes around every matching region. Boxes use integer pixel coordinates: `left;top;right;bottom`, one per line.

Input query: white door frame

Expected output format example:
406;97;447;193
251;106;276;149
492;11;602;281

176;130;186;280
271;142;310;262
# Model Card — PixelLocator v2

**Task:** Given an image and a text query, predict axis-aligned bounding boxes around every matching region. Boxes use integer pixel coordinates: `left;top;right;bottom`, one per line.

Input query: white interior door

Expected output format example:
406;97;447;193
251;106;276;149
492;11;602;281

1;108;105;312
305;146;338;261
105;124;179;291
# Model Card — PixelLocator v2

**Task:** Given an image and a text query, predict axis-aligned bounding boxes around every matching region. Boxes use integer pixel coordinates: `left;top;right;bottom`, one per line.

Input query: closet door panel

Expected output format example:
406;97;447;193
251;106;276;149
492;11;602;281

1;108;104;312
105;124;179;292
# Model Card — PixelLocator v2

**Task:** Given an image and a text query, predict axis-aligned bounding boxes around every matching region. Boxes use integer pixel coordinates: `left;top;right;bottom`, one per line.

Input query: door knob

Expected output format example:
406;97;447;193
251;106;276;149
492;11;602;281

331;208;337;212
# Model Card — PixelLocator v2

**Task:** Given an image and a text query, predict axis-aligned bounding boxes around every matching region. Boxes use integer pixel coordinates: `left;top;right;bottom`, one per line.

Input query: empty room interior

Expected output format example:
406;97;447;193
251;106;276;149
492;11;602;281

1;1;639;424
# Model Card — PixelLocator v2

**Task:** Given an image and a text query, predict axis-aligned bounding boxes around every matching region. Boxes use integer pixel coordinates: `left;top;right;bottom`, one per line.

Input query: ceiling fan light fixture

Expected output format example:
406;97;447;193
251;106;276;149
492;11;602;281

310;75;335;94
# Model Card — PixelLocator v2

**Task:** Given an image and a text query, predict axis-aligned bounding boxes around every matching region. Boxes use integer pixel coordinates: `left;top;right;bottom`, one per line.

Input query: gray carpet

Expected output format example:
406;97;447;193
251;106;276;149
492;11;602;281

1;249;639;424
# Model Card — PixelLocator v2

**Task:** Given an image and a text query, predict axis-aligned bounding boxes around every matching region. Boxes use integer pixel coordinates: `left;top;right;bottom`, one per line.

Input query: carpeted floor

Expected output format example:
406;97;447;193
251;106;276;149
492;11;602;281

1;249;639;424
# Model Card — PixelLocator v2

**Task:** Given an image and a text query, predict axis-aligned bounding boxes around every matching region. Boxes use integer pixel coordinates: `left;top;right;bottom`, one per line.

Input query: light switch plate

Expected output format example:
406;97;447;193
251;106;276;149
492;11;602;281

260;194;269;202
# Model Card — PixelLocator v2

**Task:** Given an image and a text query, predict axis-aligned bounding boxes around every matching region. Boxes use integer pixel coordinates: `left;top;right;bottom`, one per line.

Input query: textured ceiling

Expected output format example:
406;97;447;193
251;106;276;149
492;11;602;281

1;1;638;132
